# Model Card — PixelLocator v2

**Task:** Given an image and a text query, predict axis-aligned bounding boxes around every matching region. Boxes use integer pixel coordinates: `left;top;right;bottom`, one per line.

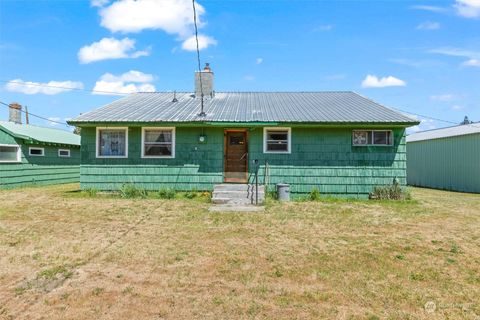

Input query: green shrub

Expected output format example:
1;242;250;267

158;188;176;199
266;189;278;200
369;180;411;200
84;188;98;197
308;187;321;201
183;191;197;199
119;184;147;199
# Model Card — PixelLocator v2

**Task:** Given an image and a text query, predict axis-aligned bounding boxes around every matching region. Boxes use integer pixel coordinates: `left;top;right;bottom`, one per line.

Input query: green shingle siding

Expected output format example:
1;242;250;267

250;127;405;197
79;126;406;198
0;130;81;189
0;128;18;144
407;133;480;193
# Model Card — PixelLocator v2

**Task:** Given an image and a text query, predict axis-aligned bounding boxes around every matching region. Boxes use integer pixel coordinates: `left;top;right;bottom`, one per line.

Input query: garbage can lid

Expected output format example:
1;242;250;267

276;183;290;187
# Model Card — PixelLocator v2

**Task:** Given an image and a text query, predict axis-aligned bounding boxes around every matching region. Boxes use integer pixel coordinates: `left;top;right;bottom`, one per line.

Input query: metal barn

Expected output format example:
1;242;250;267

407;124;480;193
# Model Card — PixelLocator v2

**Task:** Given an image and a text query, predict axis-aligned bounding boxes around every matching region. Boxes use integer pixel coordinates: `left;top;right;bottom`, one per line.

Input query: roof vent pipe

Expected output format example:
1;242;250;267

8;102;22;124
172;91;178;103
461;116;471;125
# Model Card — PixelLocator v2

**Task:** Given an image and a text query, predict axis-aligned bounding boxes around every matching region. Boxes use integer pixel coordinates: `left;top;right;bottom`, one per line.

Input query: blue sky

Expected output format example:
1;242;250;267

0;0;479;133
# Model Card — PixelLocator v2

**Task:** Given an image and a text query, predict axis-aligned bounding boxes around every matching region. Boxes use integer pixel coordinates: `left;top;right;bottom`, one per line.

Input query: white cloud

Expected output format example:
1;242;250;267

47;117;61;126
361;75;406;88
411;5;448;13
256;58;263;65
430;94;455;102
462;58;480;67
99;0;203;35
100;70;154;83
91;0;110;7
389;58;442;68
407;118;437;134
96;0;216;51
93;81;155;95
430;47;480;67
78;37;149;64
455;0;480;18
181;34;217;51
244;75;255;81
5;79;84;95
416;21;441;30
92;70;156;95
452;105;464;110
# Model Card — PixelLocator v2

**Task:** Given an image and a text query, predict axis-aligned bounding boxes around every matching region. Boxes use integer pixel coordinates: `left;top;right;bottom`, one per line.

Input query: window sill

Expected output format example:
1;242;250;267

263;151;291;154
141;156;175;159
96;156;128;159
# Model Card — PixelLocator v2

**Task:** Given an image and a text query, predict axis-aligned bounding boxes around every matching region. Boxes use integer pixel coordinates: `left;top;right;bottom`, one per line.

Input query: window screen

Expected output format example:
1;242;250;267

0;146;19;162
98;129;126;157
29;148;44;156
143;129;174;157
265;129;289;152
373;131;392;145
58;149;70;157
352;130;393;146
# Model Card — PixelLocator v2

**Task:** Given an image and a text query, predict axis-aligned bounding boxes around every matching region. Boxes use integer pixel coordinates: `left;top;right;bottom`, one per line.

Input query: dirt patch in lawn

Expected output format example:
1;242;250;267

0;184;479;319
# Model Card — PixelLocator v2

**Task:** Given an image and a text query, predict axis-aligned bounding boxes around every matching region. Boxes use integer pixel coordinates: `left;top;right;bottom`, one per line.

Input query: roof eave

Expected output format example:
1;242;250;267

68;120;419;127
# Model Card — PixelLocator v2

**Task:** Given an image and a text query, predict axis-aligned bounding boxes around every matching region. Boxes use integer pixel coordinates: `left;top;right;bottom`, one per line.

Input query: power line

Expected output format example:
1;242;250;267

2;80;478;129
192;0;206;117
0;101;71;127
389;106;480;129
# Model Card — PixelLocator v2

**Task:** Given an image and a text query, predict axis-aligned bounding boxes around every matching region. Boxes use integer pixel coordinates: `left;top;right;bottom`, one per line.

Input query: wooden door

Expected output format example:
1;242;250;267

224;130;248;183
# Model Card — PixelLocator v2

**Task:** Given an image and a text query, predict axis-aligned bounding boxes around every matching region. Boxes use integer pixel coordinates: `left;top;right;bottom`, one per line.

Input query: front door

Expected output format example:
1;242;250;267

224;130;248;183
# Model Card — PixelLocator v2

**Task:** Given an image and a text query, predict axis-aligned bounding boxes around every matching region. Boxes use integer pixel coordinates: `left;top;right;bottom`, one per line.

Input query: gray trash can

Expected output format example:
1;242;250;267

277;183;290;201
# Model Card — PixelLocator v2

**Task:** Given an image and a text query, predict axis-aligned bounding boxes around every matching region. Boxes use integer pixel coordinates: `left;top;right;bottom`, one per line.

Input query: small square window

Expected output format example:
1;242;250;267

29;147;44;156
352;130;393;146
373;131;391;145
353;131;369;145
97;128;128;157
142;128;175;158
58;149;71;157
264;128;291;153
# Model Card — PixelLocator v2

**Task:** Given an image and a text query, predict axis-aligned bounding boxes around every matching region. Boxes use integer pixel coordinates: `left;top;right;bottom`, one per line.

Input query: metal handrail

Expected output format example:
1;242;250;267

247;160;260;205
255;161;259;205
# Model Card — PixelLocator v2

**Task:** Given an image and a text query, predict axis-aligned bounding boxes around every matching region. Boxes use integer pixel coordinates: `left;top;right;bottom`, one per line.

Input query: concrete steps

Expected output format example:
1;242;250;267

212;184;265;205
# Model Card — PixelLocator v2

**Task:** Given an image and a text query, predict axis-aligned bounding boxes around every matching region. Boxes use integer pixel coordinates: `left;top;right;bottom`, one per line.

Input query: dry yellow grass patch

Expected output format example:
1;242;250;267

0;184;479;319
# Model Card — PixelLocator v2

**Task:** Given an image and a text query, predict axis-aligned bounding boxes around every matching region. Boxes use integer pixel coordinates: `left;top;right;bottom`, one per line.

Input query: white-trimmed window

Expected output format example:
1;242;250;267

0;144;21;162
263;127;291;153
29;147;44;156
142;127;175;158
352;130;393;146
58;149;71;157
96;127;128;158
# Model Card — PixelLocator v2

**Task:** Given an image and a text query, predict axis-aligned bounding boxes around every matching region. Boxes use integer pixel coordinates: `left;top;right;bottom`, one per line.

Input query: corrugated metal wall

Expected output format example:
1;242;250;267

80;126;407;198
407;133;480;193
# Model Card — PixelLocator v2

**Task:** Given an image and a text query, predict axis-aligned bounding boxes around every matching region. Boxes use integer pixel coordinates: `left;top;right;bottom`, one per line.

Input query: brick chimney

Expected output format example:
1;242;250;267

195;63;214;98
9;102;22;124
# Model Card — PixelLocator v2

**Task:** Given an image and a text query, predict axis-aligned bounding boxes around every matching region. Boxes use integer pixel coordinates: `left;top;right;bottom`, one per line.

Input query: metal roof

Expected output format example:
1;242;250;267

70;92;418;125
0;121;80;146
407;123;480;142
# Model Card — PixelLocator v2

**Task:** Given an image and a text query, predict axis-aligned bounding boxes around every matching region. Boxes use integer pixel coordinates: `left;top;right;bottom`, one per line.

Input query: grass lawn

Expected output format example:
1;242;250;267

0;184;479;319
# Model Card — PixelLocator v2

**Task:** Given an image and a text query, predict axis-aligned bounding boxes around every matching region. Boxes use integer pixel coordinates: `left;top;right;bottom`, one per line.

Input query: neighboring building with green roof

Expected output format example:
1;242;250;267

0;106;81;189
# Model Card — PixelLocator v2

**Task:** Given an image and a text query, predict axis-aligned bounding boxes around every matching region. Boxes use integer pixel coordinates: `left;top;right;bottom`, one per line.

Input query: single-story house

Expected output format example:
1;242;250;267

0;103;81;189
68;65;418;198
407;123;480;193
